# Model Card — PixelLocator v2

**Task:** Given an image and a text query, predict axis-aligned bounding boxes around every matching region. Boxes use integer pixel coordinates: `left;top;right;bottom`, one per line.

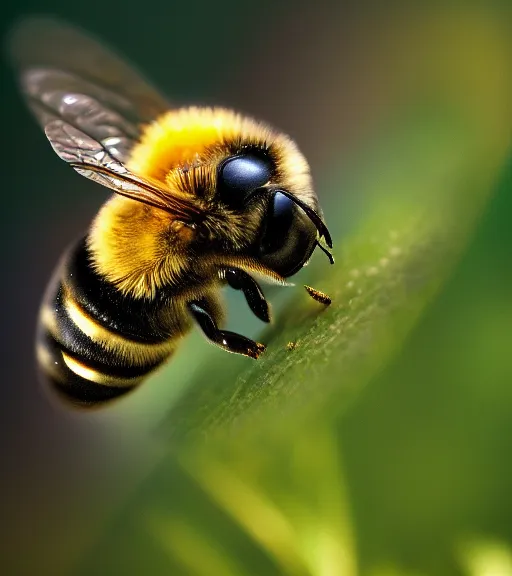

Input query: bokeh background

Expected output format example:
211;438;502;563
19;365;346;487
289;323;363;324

1;1;511;575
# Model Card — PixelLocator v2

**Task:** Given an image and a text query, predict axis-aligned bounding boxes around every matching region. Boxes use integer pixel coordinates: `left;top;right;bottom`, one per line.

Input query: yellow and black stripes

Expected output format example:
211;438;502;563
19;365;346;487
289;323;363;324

36;330;138;406
67;238;176;342
36;237;177;408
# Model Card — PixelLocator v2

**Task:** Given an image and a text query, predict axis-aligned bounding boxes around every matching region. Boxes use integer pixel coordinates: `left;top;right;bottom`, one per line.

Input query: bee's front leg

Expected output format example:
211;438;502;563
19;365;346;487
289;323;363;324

219;267;271;323
188;300;266;360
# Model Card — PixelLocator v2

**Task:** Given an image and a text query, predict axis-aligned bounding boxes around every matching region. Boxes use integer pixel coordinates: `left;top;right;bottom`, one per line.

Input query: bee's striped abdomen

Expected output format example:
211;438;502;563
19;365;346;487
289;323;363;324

36;237;176;409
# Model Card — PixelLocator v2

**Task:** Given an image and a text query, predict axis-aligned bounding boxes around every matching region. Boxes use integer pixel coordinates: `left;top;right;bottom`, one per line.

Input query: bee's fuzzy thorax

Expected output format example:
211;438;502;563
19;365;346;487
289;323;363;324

87;197;193;299
126;107;276;184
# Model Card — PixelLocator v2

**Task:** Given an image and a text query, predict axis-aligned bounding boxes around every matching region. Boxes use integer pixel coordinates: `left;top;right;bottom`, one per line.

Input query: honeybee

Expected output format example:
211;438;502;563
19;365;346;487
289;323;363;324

10;17;334;409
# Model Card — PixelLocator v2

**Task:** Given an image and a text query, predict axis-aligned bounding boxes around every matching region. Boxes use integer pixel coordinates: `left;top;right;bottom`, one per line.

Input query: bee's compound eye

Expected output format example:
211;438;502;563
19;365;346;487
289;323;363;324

260;192;294;254
259;191;318;277
218;154;273;199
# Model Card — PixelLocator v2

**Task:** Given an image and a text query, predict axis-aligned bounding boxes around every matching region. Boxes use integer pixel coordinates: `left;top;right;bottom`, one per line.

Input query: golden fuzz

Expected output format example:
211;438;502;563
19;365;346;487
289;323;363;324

127;107;275;183
127;107;315;205
89;106;316;299
88;196;191;299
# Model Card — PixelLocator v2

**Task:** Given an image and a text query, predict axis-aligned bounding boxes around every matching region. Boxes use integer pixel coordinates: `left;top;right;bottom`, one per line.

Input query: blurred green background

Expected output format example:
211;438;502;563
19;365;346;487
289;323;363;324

1;2;511;575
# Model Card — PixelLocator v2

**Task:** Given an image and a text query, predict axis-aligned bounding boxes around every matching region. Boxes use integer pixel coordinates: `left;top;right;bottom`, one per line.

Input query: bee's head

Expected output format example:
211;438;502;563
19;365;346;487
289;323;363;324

214;149;333;278
159;108;334;278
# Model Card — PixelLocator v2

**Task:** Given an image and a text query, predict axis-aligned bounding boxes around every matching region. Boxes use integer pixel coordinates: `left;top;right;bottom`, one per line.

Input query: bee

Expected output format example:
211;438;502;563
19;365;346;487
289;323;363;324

10;17;334;409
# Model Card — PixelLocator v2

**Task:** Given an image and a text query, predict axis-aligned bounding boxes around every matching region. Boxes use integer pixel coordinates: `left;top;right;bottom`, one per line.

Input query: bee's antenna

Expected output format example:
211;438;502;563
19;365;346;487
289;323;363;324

316;240;335;265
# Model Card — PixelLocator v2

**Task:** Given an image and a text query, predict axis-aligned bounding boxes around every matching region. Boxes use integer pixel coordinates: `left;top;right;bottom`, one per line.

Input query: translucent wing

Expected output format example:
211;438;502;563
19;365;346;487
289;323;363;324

9;16;169;144
8;17;199;219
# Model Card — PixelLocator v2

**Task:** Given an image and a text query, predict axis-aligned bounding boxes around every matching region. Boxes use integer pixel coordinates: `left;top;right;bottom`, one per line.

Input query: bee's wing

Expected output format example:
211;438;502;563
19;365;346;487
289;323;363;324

9;16;169;141
8;17;198;218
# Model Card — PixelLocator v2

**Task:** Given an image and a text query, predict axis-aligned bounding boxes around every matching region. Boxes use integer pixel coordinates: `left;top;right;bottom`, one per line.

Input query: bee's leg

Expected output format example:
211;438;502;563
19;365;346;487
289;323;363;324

220;267;271;323
188;300;266;359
